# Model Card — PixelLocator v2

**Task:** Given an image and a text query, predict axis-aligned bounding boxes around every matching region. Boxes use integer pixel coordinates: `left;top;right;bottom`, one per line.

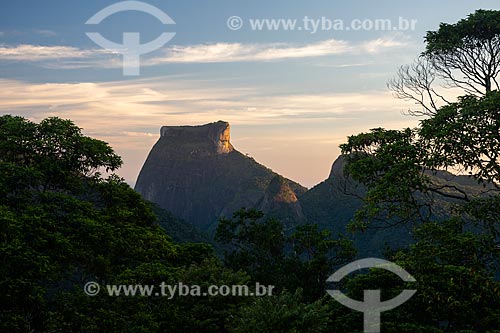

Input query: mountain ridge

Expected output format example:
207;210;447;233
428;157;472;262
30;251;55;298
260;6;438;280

135;121;306;232
135;121;490;256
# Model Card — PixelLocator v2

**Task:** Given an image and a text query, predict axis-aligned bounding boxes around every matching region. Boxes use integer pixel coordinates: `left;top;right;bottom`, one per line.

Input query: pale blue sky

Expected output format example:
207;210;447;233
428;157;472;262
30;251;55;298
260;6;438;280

1;0;499;187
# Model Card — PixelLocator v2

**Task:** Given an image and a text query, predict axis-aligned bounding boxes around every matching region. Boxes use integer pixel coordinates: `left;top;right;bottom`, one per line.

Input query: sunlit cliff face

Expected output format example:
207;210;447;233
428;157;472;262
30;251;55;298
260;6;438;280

215;123;232;154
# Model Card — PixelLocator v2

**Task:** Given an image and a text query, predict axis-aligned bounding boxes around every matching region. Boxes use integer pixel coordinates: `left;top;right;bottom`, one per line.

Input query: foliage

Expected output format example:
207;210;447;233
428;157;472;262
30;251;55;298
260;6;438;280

4;10;500;331
424;10;500;94
388;10;500;115
330;218;500;332
216;208;355;302
340;91;500;231
0;115;246;332
229;289;330;333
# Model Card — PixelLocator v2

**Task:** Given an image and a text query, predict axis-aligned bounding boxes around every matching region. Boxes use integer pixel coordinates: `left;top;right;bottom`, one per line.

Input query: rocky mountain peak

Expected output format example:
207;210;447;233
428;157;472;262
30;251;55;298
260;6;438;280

136;121;306;231
160;121;233;154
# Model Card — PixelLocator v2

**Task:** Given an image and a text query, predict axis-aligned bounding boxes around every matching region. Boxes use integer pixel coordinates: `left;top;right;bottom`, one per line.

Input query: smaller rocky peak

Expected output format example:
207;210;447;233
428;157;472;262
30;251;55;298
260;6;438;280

328;155;347;180
256;175;304;225
265;175;300;204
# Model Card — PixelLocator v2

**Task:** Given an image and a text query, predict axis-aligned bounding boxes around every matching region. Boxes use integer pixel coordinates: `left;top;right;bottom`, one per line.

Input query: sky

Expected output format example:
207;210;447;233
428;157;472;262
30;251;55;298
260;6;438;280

1;0;499;188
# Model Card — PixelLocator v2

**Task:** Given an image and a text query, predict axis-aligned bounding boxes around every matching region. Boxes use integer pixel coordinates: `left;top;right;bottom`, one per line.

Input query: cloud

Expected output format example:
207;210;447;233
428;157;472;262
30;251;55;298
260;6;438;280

149;39;352;64
149;37;406;64
0;29;59;38
0;77;421;188
362;37;407;53
0;30;24;38
33;29;58;37
0;44;112;61
0;77;417;133
0;35;408;68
